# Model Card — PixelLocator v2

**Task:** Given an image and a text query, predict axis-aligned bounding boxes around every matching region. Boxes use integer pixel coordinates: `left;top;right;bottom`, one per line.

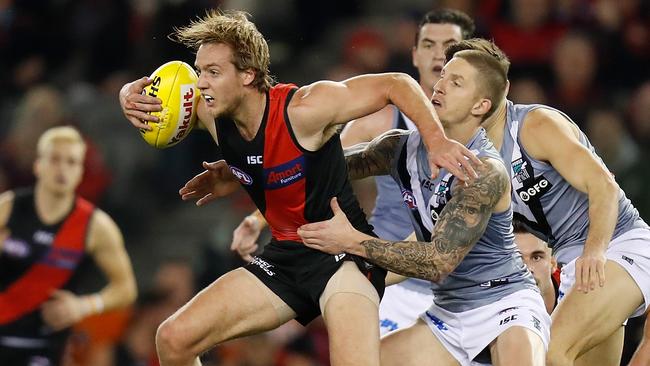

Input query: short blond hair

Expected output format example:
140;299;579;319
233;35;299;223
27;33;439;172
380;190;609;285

446;40;509;120
172;9;273;92
37;126;87;157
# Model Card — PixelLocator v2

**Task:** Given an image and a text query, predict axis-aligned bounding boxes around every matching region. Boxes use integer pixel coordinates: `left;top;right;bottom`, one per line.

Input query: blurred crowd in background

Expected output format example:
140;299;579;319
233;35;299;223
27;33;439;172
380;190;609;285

0;0;649;365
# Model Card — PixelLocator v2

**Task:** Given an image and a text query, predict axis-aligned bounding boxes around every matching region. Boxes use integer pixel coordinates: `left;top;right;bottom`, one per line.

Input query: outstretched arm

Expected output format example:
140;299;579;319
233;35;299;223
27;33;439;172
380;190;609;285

344;129;408;180
290;73;481;181
299;157;509;282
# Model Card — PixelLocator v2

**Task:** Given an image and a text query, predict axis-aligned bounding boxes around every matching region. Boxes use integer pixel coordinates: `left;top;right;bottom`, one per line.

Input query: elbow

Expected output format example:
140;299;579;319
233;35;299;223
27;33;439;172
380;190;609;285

431;271;450;284
126;281;138;306
594;173;619;201
119;279;138;307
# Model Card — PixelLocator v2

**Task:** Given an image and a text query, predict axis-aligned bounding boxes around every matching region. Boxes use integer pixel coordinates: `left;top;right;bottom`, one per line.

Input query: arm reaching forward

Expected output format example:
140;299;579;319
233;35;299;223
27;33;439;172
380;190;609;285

298;157;509;282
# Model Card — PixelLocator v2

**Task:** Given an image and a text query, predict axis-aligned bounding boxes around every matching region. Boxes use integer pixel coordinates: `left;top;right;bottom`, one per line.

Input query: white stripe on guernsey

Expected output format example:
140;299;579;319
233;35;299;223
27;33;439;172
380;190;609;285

508;119;536;224
406;132;434;231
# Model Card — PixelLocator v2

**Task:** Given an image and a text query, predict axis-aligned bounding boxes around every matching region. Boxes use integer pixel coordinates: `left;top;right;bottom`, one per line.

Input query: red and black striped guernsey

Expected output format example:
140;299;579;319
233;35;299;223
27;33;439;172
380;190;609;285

215;83;373;242
0;188;94;335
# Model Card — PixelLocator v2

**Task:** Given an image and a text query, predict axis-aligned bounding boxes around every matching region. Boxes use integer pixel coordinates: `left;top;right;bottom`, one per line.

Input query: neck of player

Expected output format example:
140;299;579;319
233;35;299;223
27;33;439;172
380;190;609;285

232;91;268;141
34;183;75;225
481;99;508;150
443;117;482;146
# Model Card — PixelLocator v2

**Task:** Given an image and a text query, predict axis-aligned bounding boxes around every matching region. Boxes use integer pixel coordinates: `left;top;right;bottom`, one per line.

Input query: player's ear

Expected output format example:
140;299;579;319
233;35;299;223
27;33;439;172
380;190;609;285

241;69;256;86
33;158;41;177
471;98;491;118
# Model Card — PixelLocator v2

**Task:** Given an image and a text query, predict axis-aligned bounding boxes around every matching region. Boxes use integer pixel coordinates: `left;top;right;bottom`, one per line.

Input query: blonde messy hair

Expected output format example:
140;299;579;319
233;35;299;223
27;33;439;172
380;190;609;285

37;126;87;157
171;9;273;92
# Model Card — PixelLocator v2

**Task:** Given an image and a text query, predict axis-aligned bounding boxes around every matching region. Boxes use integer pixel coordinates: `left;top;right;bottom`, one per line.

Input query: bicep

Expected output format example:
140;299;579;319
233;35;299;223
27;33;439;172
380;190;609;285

340;106;395;147
291;74;401;133
522;110;612;195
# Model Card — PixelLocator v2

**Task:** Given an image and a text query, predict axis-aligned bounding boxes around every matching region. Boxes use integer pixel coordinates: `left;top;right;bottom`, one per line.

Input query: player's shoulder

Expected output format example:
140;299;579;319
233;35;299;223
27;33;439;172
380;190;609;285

521;106;572;133
87;208;123;251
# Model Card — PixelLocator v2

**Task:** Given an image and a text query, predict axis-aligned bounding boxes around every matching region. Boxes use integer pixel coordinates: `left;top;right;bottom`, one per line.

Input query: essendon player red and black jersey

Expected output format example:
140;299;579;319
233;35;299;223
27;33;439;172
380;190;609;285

0;188;94;341
215;84;373;241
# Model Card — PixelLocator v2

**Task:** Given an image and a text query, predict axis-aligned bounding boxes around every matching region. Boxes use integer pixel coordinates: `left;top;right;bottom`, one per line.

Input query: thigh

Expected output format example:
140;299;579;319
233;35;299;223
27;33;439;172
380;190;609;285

320;261;382;366
574;326;624;366
165;268;296;355
550;260;643;359
381;319;460;366
490;326;545;366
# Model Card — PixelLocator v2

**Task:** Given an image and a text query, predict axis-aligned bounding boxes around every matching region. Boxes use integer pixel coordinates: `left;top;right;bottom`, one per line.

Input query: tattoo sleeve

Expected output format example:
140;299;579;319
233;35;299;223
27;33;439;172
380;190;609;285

359;157;510;282
344;129;408;180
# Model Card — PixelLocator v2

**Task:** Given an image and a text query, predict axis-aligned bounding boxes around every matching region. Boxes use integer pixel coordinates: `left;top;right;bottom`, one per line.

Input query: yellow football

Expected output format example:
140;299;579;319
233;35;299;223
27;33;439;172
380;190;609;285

140;61;200;148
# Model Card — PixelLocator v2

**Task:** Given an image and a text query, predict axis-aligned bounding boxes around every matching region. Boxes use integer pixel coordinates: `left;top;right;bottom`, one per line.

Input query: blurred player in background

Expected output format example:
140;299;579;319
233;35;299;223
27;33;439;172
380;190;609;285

230;8;476;336
0;126;137;366
119;9;480;366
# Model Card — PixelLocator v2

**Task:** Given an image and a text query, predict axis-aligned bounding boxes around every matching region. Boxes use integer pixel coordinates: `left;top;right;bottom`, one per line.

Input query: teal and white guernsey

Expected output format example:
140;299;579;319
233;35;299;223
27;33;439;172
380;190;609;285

500;101;649;264
390;127;536;312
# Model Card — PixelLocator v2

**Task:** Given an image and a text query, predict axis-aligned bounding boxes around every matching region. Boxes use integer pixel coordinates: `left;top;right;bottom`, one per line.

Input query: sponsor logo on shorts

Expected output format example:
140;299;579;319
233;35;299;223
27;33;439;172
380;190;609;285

497;306;519;315
499;314;518;326
380;318;399;332
264;156;305;190
622;255;634;265
425;311;448;331
250;256;275;276
531;315;542;331
334;253;346;262
230;166;253;185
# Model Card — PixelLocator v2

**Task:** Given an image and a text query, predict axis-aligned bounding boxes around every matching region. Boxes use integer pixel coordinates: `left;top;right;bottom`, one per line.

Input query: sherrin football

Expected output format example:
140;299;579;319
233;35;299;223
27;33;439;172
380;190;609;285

140;61;200;148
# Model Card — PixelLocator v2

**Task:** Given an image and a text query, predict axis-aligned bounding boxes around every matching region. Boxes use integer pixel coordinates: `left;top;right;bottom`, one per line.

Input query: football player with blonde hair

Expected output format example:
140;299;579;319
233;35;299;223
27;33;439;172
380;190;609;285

0;126;137;365
119;9;481;366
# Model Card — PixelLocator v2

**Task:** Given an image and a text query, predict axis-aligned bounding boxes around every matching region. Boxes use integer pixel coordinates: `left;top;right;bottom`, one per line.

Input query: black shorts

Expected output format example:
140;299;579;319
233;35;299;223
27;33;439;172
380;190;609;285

244;240;386;325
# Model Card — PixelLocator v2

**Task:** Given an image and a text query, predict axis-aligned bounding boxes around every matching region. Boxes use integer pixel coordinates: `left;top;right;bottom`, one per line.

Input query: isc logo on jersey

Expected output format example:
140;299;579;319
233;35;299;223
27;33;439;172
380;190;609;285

140;61;200;148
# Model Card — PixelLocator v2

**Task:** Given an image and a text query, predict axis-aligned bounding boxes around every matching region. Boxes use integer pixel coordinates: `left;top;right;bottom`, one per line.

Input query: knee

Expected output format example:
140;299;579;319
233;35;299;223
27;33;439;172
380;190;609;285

156;317;195;361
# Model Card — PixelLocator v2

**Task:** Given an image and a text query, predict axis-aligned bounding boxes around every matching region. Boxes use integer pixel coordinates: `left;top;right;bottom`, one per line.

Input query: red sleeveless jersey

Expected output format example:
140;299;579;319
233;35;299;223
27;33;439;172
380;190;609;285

215;83;373;241
0;189;94;328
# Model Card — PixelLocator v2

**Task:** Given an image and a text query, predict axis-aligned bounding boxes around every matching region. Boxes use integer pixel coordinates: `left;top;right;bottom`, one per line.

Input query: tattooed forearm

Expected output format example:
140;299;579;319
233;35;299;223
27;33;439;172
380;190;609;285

359;157;509;282
344;129;408;180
